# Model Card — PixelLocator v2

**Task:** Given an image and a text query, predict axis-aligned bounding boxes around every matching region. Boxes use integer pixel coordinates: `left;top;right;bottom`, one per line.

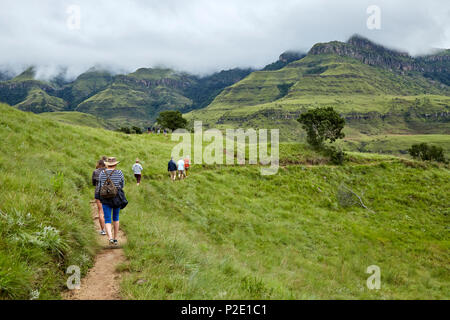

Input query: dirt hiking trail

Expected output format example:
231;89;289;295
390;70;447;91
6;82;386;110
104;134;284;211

63;201;127;300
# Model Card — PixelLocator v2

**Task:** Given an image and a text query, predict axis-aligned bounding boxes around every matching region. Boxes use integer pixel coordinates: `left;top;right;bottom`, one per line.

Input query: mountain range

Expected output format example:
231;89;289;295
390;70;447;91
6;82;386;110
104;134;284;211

0;65;255;128
187;35;450;140
0;34;449;137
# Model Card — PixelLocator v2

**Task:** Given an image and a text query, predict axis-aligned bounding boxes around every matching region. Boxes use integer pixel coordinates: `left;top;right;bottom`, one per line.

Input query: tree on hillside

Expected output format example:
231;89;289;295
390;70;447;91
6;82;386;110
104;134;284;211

156;111;187;131
297;107;345;148
408;143;445;162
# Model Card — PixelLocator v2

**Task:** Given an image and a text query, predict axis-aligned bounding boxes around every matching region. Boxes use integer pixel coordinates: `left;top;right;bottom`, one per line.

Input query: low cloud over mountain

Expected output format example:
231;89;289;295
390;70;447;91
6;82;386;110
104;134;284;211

0;0;449;79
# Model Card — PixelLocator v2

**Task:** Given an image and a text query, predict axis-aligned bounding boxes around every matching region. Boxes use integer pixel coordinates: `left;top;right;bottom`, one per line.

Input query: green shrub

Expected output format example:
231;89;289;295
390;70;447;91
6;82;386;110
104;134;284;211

324;145;346;165
408;143;446;162
297;107;346;165
131;126;143;134
118;126;143;134
297;107;345;148
156;110;187;131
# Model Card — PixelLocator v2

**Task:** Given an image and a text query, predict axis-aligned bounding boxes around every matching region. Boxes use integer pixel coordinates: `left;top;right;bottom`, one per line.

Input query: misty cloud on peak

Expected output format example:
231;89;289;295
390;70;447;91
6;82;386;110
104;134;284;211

1;0;449;80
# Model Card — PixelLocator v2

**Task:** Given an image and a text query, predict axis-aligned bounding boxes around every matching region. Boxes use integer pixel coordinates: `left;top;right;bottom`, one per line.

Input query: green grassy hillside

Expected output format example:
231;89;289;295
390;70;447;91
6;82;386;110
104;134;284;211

1;103;449;299
58;69;113;108
210;54;447;108
39;111;113;129
75;68;255;128
15;88;67;113
0;66;251;129
338;134;450;157
186;53;449;141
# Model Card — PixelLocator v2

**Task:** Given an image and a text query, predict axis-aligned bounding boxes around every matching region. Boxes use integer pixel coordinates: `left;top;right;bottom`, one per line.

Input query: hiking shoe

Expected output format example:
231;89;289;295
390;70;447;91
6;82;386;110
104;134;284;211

109;239;115;245
100;230;106;236
113;239;118;246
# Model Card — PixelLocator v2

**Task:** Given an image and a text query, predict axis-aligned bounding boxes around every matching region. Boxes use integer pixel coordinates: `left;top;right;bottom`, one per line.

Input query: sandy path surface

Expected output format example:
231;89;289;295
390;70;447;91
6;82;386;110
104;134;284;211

63;201;127;300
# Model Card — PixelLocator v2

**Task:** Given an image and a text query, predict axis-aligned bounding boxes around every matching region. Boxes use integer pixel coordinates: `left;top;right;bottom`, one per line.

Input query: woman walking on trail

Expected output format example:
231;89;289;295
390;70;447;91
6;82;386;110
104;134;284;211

184;156;190;177
177;158;185;180
132;158;143;186
98;157;125;246
92;160;106;235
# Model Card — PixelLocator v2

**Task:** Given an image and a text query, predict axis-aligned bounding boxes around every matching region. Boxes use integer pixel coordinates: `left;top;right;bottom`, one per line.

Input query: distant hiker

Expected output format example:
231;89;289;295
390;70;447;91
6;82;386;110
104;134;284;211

99;157;126;246
184;156;190;177
177;158;185;180
92;160;106;236
163;129;167;136
168;157;177;181
132;158;143;186
157;129;161;134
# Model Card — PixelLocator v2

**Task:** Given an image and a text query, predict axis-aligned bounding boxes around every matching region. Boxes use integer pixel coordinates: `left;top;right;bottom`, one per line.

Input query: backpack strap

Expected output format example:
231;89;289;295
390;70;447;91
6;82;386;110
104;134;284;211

105;169;115;179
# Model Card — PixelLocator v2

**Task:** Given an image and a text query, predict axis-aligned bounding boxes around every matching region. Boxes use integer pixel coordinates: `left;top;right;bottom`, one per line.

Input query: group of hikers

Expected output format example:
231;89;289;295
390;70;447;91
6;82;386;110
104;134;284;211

168;156;190;181
91;155;191;245
147;127;167;135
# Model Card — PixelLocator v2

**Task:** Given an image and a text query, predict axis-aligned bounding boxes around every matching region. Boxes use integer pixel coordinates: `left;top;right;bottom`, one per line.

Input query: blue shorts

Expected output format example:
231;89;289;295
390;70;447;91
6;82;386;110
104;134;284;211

102;204;120;224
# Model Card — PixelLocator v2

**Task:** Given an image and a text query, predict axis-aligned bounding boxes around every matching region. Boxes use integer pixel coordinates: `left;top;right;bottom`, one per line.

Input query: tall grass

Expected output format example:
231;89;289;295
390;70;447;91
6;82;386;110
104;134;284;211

119;160;449;299
1;103;449;299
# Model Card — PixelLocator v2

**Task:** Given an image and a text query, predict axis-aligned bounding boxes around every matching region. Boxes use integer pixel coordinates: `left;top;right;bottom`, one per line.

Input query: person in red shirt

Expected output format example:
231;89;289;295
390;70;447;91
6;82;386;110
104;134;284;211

184;156;190;177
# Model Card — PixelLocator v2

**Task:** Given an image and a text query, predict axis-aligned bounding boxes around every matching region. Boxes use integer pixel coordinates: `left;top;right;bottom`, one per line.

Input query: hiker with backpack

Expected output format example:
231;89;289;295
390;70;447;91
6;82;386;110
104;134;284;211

132;158;143;186
98;157;127;246
92;159;106;236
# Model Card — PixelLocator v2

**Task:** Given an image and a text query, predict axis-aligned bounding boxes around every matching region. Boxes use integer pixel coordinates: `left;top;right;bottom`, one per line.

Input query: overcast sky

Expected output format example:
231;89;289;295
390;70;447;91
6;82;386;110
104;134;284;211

1;0;449;79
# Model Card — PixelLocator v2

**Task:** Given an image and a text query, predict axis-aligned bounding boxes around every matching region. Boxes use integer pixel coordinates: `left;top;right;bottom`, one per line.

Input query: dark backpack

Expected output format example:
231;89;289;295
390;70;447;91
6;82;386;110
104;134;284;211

100;170;118;199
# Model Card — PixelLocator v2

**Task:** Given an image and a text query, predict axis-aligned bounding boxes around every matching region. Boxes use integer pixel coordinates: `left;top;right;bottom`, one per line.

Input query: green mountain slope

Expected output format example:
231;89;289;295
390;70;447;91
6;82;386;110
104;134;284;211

0;67;67;113
187;37;449;140
1;103;449;299
15;88;66;113
0;66;251;128
75;67;252;127
262;51;306;71
76;68;194;127
10;67;36;82
57;69;113;109
183;68;253;111
0;69;58;107
1;35;448;132
39;111;112;129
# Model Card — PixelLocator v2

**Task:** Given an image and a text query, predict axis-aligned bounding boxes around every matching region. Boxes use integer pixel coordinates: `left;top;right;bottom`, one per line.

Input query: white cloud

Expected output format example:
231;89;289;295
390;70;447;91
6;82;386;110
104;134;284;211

0;0;449;79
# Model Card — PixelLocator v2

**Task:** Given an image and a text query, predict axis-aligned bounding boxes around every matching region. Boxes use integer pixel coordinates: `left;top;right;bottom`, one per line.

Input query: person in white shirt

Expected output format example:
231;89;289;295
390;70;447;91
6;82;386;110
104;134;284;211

132;158;143;185
177;158;185;180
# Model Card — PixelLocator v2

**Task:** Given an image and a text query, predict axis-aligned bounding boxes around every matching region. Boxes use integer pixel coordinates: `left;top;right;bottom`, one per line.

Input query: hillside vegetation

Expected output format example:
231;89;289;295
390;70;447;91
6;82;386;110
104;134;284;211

187;36;449;141
39;112;112;129
0;103;448;299
339;134;450;157
0;66;252;129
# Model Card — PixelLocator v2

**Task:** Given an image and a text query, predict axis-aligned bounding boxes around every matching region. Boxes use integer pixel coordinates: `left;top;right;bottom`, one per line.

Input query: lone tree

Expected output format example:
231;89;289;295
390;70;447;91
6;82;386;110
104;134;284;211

156;111;187;131
297;107;345;148
408;143;445;162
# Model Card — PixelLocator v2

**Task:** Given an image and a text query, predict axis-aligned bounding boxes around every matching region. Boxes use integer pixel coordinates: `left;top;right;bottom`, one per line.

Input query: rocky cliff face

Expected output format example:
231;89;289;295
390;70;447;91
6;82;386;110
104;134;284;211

309;35;450;82
0;80;56;106
114;74;193;91
262;51;306;71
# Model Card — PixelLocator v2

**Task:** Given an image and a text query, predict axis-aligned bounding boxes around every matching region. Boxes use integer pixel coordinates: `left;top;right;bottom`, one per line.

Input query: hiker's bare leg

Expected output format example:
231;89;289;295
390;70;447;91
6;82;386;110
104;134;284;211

113;221;119;240
96;200;105;231
105;223;113;240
